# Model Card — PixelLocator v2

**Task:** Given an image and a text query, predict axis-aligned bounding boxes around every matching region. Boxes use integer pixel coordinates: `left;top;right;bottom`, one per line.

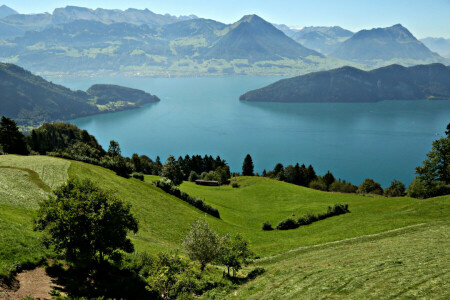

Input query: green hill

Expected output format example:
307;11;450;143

239;63;450;103
0;63;159;126
1;154;448;284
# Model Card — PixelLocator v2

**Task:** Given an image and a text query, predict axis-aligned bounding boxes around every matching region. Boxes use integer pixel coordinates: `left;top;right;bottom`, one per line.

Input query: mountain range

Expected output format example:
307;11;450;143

0;6;447;77
0;5;197;40
0;63;160;127
240;63;450;103
0;13;344;77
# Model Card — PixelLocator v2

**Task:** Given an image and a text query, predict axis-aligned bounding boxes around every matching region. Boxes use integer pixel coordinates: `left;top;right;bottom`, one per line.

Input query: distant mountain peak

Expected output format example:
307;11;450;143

0;4;18;19
331;24;443;64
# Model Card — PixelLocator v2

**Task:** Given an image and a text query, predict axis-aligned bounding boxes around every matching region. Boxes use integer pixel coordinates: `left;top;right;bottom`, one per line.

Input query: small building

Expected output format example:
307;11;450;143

195;180;219;186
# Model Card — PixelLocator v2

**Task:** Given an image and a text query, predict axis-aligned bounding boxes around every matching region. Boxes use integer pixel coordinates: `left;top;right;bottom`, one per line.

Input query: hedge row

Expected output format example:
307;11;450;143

275;203;349;230
154;178;221;219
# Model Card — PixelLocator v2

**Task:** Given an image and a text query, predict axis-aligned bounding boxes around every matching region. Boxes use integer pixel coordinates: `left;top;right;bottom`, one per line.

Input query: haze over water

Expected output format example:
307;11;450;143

51;76;450;187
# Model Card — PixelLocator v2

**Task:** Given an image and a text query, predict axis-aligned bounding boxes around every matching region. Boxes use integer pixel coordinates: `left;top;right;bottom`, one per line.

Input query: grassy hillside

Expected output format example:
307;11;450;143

180;177;449;256
228;222;449;299
0;154;448;299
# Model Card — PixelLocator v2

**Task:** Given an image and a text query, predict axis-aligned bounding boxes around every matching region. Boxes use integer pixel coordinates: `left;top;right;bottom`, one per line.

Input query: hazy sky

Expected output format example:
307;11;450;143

3;0;450;38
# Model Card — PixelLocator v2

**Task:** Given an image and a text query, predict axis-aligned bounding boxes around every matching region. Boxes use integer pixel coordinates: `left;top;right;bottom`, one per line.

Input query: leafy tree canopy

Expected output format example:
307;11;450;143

34;178;138;266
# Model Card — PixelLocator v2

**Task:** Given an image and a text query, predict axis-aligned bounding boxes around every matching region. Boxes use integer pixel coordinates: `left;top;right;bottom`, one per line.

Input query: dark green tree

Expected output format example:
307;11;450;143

34;179;138;266
161;155;184;185
357;178;383;195
416;137;450;185
107;140;121;156
323;171;336;189
0;116;28;155
242;154;254;176
384;179;406;197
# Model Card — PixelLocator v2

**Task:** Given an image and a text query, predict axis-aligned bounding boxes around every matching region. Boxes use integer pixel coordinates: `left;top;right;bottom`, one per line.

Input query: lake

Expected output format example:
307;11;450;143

50;75;450;187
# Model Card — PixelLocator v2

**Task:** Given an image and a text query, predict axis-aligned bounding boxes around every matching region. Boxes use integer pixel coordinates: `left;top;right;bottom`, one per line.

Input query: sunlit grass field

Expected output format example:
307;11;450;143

227;222;450;299
0;155;448;299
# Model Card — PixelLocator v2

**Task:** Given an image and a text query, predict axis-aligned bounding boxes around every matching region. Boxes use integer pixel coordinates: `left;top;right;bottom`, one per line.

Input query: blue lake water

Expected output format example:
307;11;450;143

50;76;450;187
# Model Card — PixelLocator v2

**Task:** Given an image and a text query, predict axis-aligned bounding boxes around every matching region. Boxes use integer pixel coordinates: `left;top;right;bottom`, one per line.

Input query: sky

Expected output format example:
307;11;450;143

2;0;450;38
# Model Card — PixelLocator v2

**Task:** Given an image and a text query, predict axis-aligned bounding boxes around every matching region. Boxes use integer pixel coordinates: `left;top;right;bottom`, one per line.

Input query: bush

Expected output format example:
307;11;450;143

358;178;383;195
384;179;406;197
188;171;200;182
262;221;273;231
309;178;328;191
132;172;144;181
329;179;358;193
275;204;350;231
231;182;239;188
407;177;450;199
276;218;298;230
154;179;221;219
247;267;265;279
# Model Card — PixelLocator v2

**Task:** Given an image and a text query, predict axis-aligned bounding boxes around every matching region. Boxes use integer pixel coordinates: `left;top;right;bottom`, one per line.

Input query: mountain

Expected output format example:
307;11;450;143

420;37;450;59
0;13;53;40
0;63;159;126
0;6;197;41
331;24;444;65
0;5;18;19
290;26;353;54
52;6;196;26
0;15;345;77
203;15;323;61
239;63;450;103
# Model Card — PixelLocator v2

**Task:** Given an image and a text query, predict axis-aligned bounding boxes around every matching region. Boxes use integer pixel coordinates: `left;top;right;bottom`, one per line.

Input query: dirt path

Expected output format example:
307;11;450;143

0;268;64;300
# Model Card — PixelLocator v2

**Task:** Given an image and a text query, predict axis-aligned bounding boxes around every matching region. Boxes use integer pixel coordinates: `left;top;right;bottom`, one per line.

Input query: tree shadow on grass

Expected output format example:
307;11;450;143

46;261;158;299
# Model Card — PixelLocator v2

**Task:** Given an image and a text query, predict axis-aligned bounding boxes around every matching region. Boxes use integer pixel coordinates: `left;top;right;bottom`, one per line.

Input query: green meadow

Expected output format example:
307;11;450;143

0;155;448;298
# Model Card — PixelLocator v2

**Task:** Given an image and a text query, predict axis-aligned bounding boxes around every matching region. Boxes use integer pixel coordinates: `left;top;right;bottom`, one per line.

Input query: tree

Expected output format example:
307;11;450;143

107;140;121;156
242;154;254;176
0;116;28;155
34;179;138;266
218;233;253;277
409;131;450;198
416;137;450;185
357;178;383;195
182;219;220;270
384;179;406;197
146;252;199;299
323;171;336;189
161;155;184;185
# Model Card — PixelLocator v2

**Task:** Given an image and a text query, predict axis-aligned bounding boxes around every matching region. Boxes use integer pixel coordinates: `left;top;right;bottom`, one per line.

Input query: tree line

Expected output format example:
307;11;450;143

0;116;449;199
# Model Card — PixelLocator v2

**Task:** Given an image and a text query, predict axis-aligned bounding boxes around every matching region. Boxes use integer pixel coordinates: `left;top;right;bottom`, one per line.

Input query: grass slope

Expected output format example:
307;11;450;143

0;155;448;300
228;222;450;299
180;177;449;256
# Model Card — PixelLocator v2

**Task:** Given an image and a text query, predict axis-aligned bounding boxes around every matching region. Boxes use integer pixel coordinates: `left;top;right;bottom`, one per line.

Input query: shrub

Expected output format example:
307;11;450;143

329;179;358;193
247;267;265;279
154;179;220;219
358;178;383;195
309;178;328;191
262;221;273;231
276;218;298;230
384;179;406;197
274;204;350;231
188;171;200;182
132;172;145;181
231;182;239;188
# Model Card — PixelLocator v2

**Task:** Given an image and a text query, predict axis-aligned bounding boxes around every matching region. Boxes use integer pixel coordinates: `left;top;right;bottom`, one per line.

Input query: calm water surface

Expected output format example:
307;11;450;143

50;76;450;187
